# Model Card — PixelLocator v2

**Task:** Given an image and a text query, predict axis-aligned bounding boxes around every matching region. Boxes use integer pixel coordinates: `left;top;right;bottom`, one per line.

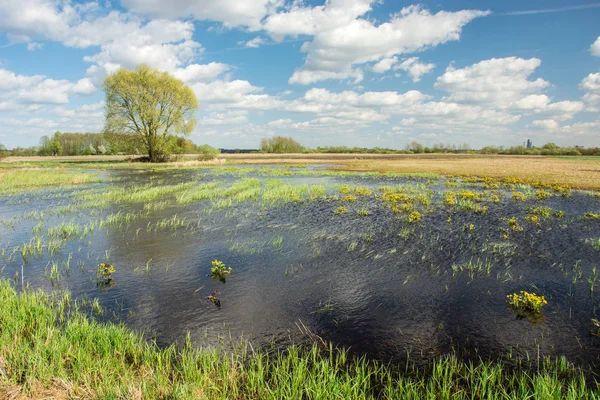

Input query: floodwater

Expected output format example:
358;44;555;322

1;166;600;371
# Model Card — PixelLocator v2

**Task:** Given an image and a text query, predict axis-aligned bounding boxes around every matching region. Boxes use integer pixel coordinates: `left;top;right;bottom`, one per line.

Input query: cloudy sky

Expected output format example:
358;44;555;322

0;0;599;150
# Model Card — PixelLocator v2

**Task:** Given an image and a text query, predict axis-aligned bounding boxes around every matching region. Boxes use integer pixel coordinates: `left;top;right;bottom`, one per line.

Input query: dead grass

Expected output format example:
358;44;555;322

0;379;94;400
3;153;599;190
336;156;600;190
222;154;600;190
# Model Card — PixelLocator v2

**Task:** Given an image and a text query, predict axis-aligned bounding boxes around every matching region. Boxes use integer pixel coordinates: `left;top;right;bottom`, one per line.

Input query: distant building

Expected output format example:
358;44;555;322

526;139;533;149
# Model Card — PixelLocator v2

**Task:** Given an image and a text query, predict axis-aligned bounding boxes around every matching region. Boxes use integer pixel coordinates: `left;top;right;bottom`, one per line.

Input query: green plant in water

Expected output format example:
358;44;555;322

584;212;599;220
334;206;347;215
511;191;527;201
507;291;547;324
357;208;370;216
588;267;598;294
592;319;600;336
407;211;422;223
97;263;115;283
534;190;552;200
210;259;232;283
553;210;565;219
525;215;540;225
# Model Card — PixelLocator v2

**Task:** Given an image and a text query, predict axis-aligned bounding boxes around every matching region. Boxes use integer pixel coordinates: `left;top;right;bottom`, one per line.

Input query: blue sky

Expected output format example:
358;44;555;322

0;0;599;150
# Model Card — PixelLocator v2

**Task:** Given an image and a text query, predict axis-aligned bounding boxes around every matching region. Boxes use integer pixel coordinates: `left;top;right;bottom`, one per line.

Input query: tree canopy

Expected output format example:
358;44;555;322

103;65;198;162
260;136;303;153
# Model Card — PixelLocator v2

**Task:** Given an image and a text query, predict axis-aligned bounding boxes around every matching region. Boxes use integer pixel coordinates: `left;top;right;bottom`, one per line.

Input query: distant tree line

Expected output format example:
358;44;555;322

2;131;219;159
258;136;600;156
2;135;598;160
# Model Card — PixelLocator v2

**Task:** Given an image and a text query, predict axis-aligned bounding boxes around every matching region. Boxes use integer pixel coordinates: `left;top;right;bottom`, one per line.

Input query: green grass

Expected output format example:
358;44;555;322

0;169;98;194
554;156;600;161
0;280;597;399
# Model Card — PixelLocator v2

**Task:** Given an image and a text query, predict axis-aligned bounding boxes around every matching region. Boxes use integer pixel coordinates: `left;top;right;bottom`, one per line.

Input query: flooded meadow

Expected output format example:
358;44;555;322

1;164;600;374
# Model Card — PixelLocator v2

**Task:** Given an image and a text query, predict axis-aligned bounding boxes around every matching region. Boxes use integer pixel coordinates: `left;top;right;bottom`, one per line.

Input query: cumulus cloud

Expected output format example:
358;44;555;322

0;68;74;105
173;63;231;84
531;119;559;130
434;57;583;121
200;110;248;126
245;37;267;48
72;78;97;95
580;72;600;111
371;57;398;73
435;57;550;106
394;57;435;82
283;4;488;84
121;0;278;30
591;36;600;57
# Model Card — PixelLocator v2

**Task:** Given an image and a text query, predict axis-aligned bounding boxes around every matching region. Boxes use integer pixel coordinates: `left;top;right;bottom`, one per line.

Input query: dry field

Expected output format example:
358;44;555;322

3;153;600;190
223;154;600;190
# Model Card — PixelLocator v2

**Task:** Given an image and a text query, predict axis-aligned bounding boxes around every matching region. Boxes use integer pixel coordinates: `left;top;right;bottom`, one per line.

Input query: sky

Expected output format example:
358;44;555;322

0;0;599;150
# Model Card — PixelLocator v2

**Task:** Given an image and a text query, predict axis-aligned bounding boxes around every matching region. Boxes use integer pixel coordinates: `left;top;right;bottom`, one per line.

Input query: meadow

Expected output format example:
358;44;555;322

1;157;600;398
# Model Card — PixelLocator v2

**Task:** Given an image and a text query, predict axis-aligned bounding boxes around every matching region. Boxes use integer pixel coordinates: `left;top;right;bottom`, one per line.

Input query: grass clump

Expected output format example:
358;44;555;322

407;211;423;223
335;206;347;215
0;281;598;398
0;169;98;195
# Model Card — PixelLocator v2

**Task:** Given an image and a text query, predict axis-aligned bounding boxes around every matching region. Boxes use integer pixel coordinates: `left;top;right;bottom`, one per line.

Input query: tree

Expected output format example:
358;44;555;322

103;64;199;162
260;136;302;153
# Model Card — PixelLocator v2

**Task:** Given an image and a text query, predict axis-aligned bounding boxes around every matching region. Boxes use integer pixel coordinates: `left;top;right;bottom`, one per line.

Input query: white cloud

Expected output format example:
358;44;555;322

283;4;488;84
514;94;550;110
0;0;74;43
394;57;435;82
267;118;294;128
531;119;559;130
371;57;398;73
82;19;202;80
300;88;429;107
435;57;550;107
290;68;364;85
27;42;43;51
0;68;73;105
580;72;600;111
580;72;600;92
201;110;248;126
72;78;97;95
591;36;600;57
173;63;231;84
121;0;278;30
245;37;267;48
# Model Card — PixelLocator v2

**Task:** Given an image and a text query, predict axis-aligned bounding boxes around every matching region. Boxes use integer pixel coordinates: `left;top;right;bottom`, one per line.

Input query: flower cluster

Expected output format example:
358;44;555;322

507;291;547;315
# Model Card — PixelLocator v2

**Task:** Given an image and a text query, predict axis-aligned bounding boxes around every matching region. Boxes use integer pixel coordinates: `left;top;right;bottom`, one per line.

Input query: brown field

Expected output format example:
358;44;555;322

223;154;600;190
3;153;600;190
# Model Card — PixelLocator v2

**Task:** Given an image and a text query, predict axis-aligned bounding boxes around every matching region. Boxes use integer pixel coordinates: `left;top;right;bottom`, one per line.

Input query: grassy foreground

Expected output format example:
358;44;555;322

0;281;598;399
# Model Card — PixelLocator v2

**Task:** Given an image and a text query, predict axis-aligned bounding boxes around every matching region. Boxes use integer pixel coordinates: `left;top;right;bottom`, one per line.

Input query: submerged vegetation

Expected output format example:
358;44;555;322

0;281;598;399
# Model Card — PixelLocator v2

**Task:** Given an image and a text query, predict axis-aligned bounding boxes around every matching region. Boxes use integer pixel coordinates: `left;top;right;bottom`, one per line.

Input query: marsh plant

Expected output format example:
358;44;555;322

592;318;600;337
210;259;232;283
97;263;115;283
407;211;423;223
507;291;547;323
334;206;347;215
